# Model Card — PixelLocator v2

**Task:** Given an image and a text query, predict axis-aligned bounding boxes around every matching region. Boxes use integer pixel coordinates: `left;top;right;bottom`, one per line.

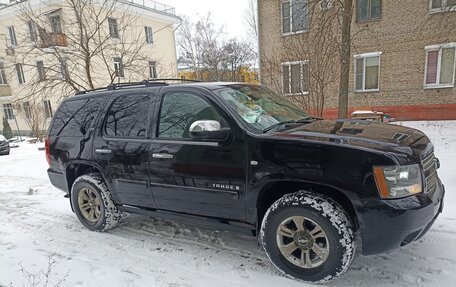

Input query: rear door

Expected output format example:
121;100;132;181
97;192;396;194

93;91;158;209
148;87;246;221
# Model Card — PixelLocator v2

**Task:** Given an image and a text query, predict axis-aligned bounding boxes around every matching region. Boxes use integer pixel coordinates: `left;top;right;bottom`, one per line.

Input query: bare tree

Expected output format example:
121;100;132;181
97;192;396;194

244;0;258;39
18;101;48;139
222;39;256;81
11;0;172;106
337;0;354;119
261;1;342;117
177;13;256;82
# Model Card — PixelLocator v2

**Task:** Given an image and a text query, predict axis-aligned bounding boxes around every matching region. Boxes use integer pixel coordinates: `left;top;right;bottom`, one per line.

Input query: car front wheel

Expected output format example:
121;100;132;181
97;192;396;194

260;191;356;283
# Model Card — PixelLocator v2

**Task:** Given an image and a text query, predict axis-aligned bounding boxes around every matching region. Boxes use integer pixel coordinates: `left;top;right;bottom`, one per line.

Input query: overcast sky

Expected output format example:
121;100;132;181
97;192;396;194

165;0;251;39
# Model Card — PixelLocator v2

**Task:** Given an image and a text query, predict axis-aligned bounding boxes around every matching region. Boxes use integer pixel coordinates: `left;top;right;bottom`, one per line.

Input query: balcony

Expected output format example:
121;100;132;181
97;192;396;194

38;31;68;48
0;85;12;97
124;0;176;15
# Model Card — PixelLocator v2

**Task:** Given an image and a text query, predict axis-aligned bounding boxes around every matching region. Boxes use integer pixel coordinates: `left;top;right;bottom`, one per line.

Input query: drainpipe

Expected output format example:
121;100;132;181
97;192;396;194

13;114;22;141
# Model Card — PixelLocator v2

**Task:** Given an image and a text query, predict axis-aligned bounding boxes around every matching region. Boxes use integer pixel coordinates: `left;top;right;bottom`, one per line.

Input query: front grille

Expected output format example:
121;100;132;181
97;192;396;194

421;152;438;195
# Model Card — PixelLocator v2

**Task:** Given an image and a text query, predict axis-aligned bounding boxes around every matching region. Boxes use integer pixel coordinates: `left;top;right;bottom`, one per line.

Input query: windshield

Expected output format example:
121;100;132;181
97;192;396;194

215;85;310;131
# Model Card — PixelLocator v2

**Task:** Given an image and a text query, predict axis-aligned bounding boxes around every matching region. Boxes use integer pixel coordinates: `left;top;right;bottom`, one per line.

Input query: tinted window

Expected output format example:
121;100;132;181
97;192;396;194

105;94;150;138
158;92;221;139
51;97;105;137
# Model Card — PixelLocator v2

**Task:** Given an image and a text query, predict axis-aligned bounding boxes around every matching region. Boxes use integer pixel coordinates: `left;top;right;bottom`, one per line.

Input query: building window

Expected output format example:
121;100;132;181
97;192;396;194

50;15;62;33
425;44;456;88
149;61;157;79
114;57;124;78
145;26;154;44
15;64;25;84
281;0;309;35
43;100;53;118
357;0;382;21
60;58;68;80
3;103;14;120
36;61;46;81
28;21;37;41
282;61;309;96
431;0;456;10
23;102;31;119
108;18;119;38
354;52;381;92
7;26;17;46
0;62;7;85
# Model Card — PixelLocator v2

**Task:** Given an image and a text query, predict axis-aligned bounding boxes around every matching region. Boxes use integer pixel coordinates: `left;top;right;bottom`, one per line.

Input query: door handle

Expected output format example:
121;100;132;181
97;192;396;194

95;148;112;154
152;153;173;159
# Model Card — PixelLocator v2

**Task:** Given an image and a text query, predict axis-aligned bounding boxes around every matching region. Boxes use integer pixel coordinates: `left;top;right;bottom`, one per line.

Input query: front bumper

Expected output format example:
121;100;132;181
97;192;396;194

357;178;445;255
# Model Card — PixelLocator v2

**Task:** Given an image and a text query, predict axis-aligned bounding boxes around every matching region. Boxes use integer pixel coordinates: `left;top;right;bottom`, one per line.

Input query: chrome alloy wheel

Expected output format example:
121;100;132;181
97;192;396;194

276;216;330;268
78;188;102;223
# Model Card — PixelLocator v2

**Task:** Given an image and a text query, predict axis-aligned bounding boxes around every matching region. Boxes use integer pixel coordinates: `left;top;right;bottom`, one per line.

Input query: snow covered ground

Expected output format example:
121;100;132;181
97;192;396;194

0;121;455;287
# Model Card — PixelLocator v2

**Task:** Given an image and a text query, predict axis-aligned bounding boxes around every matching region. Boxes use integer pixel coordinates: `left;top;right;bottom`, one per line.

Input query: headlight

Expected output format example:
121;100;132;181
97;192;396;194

373;164;422;199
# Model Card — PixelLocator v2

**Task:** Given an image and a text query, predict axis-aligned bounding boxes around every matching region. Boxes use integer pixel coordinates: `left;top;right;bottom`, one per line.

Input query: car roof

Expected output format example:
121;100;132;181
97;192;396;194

70;81;255;100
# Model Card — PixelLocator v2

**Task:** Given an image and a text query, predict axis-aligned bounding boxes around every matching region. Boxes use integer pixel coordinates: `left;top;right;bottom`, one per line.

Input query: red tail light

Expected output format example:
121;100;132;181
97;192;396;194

45;137;51;166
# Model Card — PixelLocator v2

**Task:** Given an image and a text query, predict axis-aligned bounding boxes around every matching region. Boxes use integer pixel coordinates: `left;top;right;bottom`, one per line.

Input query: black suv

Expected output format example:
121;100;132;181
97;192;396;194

46;81;444;283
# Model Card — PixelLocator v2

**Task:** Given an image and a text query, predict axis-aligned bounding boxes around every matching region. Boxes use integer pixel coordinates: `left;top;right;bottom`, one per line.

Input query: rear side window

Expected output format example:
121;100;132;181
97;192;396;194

50;97;105;137
104;94;150;138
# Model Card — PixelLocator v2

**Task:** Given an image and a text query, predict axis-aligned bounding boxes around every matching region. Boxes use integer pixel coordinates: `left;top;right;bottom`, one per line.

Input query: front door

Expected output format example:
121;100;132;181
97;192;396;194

149;89;246;221
93;92;157;209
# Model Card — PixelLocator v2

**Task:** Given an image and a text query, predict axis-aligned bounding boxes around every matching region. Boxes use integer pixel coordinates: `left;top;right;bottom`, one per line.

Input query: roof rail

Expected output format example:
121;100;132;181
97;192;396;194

74;79;200;96
147;78;201;83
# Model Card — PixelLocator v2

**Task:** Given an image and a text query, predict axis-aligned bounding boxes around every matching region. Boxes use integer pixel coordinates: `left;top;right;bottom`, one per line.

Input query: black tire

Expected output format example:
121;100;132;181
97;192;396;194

71;173;122;232
260;191;355;283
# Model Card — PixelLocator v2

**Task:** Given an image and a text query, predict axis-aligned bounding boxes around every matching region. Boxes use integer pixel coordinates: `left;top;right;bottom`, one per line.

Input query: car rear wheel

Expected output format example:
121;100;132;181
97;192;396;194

260;191;355;283
71;173;122;232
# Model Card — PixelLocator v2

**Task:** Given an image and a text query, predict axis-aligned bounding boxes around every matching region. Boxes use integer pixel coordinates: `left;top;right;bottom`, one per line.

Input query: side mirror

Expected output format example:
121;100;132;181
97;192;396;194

189;120;230;140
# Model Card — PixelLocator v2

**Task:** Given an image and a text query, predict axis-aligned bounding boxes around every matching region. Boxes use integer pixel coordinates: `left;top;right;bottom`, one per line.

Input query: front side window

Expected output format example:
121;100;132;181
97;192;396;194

357;0;382;21
354;53;381;92
158;93;222;139
3;103;14;120
36;61;46;81
216;85;310;132
282;61;309;96
145;26;154;44
43;100;53;118
281;0;309;34
108;18;119;38
0;62;7;85
105;94;150;138
113;57;124;78
15;64;25;84
50;15;62;33
425;45;456;88
7;26;17;46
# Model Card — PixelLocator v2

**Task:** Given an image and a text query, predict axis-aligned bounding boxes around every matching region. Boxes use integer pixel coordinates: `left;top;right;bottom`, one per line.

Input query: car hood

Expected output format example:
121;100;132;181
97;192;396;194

271;120;430;161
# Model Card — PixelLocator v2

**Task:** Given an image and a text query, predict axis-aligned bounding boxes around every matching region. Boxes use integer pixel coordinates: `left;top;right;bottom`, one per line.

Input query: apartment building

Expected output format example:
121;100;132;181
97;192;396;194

258;0;456;120
0;0;180;135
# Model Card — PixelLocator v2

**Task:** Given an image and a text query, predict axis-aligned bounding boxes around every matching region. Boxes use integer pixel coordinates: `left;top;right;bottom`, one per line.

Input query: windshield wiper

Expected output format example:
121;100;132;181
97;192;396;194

262;117;317;133
262;120;297;133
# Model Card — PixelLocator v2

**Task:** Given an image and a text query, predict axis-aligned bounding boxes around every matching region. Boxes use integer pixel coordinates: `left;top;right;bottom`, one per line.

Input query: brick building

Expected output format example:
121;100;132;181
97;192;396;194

258;0;456;120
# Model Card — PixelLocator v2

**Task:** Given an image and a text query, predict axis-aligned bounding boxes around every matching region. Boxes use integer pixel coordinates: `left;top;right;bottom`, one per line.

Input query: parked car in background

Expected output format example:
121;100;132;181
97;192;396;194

0;134;10;155
46;81;444;283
